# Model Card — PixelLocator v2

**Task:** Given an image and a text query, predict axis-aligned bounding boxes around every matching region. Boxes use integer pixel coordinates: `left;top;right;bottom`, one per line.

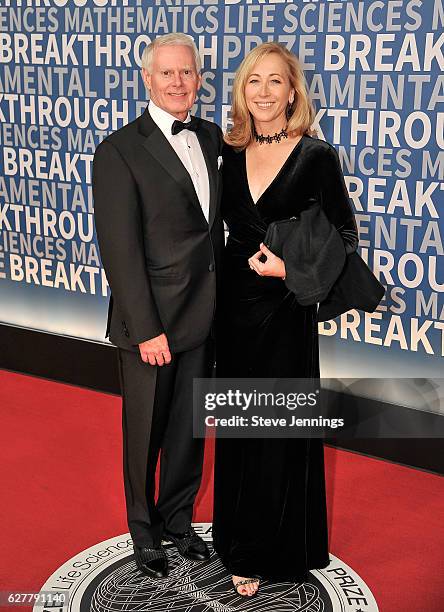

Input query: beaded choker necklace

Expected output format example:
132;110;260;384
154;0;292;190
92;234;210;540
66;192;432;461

254;128;288;145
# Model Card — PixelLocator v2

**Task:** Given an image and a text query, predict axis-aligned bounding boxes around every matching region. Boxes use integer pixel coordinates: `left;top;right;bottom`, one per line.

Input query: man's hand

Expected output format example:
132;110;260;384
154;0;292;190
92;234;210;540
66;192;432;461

248;243;286;278
138;333;171;366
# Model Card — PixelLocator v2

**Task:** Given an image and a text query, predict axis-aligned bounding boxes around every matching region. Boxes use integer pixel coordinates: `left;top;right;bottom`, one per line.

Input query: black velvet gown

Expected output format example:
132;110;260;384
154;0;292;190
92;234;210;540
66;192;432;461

212;134;358;582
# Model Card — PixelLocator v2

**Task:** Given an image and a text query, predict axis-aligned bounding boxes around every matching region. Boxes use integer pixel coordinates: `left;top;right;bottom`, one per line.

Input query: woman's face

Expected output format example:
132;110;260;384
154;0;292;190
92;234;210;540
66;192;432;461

244;53;295;127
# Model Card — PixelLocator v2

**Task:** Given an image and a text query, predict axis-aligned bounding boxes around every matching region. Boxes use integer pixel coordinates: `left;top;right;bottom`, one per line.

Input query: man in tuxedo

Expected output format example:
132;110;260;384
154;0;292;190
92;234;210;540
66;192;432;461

92;33;224;578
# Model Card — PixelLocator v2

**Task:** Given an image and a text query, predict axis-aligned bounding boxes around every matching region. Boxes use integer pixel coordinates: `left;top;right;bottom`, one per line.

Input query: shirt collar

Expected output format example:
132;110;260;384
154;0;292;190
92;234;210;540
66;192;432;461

148;100;191;140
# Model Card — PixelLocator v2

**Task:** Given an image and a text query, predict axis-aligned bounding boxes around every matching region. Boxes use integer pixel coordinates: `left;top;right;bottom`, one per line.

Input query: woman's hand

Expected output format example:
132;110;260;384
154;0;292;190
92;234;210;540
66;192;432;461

248;243;286;278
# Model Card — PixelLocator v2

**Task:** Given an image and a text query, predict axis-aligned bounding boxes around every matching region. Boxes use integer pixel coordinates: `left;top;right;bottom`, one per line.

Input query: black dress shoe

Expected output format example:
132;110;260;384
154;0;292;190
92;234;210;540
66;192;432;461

164;526;210;561
133;545;168;578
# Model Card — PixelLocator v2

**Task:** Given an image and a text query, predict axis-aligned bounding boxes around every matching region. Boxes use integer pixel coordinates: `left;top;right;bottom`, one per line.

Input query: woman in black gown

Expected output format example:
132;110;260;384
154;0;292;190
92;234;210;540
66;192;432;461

212;43;359;596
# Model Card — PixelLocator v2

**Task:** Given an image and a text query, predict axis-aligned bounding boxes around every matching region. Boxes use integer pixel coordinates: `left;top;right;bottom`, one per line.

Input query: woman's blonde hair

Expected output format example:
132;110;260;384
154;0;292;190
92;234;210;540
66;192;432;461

225;42;316;149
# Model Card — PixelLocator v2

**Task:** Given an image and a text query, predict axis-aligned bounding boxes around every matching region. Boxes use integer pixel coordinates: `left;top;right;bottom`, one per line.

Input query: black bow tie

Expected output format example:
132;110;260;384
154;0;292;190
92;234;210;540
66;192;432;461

171;117;200;136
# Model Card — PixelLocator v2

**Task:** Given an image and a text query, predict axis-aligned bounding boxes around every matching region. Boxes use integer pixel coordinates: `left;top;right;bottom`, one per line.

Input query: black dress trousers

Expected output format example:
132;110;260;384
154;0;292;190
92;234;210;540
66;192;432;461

117;338;214;548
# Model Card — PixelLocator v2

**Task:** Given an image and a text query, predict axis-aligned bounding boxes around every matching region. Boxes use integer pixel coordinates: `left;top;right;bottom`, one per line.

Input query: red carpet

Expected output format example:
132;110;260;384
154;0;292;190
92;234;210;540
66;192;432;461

1;369;443;611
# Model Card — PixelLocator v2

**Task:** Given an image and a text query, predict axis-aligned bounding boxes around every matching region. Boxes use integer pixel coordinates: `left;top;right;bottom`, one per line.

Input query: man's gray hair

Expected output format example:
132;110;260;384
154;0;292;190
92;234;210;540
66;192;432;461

141;33;201;74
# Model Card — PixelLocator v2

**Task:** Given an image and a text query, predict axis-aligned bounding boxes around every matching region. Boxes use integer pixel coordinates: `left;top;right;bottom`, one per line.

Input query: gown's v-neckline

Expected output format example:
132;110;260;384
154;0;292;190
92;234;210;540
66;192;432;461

244;136;305;206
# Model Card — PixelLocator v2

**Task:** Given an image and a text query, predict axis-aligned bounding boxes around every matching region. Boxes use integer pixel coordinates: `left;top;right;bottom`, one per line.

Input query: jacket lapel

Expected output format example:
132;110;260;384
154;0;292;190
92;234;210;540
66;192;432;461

195;124;218;229
138;108;202;215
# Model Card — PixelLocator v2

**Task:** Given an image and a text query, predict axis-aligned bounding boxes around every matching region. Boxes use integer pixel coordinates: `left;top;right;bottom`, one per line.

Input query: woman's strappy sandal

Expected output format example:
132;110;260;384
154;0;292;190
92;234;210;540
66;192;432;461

233;577;260;597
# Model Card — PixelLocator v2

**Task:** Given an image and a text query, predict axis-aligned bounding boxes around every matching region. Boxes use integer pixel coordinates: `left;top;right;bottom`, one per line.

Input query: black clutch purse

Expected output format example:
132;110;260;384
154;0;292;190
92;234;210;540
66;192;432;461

263;216;299;258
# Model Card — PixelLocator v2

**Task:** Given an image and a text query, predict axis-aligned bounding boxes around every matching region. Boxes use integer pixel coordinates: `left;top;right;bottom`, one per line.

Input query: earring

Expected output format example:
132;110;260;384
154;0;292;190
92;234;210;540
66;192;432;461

286;101;293;120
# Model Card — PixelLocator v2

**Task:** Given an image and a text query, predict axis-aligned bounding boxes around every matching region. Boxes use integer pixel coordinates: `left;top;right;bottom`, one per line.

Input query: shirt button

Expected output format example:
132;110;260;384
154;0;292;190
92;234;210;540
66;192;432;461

208;263;215;272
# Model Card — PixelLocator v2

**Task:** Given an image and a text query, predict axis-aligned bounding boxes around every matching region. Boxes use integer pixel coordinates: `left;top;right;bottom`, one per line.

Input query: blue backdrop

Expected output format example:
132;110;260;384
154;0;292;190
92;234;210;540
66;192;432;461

0;0;443;400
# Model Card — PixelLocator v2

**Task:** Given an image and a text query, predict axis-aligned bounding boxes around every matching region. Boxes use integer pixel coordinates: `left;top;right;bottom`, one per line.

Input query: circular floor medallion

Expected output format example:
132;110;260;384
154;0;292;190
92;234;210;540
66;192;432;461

35;523;378;612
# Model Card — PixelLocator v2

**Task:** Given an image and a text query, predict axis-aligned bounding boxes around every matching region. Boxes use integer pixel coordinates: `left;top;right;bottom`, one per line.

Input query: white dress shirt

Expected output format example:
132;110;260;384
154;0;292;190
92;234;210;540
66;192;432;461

148;100;210;223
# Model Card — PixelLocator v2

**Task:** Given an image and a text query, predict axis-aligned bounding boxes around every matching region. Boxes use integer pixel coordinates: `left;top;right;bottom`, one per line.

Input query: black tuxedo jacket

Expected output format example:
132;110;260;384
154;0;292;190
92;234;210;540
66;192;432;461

92;108;224;352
